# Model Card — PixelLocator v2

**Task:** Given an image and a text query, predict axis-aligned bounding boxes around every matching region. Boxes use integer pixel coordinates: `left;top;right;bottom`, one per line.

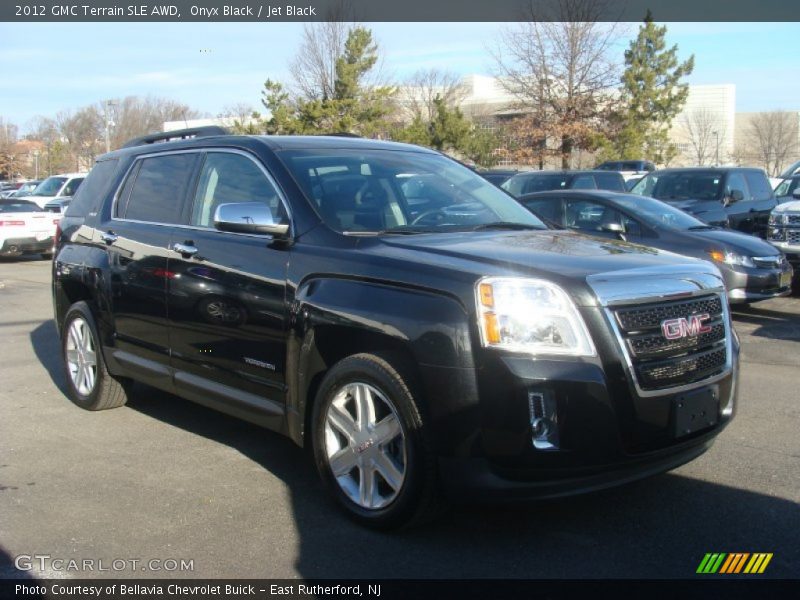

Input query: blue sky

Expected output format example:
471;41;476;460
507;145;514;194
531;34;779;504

1;21;797;133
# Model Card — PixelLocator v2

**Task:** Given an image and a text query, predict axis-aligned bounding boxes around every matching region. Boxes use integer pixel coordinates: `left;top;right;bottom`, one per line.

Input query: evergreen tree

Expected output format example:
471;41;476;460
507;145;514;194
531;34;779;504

612;12;694;164
255;27;394;137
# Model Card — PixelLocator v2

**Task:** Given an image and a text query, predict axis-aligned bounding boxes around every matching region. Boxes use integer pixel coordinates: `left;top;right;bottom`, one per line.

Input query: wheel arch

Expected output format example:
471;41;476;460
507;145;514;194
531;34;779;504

286;276;476;449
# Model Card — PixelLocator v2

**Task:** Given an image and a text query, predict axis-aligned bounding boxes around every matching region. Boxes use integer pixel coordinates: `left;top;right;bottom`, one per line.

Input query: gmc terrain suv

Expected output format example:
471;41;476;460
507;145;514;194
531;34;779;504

53;128;739;528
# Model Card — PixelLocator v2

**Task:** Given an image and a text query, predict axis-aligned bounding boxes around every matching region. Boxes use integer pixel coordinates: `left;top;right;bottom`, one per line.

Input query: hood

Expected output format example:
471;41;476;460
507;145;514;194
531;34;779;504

376;229;707;306
773;200;800;213
685;228;781;257
659;197;719;214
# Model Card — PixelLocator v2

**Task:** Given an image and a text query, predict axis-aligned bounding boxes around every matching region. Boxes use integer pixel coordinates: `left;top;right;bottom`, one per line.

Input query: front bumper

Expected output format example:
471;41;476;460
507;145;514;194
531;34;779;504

433;342;738;499
722;263;793;303
439;434;715;500
0;236;53;256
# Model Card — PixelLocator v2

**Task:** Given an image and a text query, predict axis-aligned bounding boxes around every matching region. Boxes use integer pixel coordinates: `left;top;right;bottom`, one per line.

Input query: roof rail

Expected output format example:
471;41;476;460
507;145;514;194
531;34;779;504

121;126;229;149
320;132;361;138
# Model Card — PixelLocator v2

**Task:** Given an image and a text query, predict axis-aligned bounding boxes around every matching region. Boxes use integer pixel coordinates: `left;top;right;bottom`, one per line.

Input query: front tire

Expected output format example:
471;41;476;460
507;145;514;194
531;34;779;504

61;302;130;411
312;353;441;529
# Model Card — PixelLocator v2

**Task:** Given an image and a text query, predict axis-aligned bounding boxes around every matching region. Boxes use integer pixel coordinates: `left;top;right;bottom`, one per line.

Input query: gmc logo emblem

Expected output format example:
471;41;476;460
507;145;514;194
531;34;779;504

661;313;713;340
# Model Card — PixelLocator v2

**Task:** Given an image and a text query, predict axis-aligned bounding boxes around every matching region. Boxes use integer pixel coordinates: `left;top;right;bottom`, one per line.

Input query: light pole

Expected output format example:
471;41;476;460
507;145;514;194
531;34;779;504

32;149;39;179
712;130;720;165
104;99;117;153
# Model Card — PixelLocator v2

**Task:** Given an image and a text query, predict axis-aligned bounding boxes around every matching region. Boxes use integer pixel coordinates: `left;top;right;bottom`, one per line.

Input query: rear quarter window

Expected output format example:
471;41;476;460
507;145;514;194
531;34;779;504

65;160;119;218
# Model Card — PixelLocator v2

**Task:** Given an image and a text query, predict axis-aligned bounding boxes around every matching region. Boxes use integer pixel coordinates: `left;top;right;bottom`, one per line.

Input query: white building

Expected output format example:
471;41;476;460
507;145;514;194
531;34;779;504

670;84;736;166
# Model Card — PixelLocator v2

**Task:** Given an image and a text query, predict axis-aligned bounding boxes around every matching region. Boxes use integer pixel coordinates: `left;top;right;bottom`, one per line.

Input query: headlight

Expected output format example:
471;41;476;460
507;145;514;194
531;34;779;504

475;277;595;356
709;250;756;268
768;213;784;226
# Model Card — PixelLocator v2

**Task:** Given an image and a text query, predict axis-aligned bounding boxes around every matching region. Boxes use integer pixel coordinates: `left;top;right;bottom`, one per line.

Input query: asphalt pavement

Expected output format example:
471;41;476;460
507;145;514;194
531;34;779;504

0;257;797;580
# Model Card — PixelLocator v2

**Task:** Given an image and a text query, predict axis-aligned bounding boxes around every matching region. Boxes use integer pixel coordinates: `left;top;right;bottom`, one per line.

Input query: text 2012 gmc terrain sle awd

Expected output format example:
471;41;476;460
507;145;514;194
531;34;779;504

52;129;739;528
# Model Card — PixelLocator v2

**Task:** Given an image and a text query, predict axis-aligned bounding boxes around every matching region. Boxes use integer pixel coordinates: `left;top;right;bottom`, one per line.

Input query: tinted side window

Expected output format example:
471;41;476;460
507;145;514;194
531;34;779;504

66;160;118;217
121;154;198;224
594;173;625;192
522;198;562;224
62;178;83;196
725;172;749;199
743;171;773;201
565;199;618;230
190;152;287;228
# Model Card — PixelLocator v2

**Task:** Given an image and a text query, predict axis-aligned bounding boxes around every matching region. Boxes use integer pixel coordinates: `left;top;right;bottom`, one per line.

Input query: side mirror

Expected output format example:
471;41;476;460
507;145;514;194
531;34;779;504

213;202;290;238
725;189;744;205
792;188;800;199
600;222;626;240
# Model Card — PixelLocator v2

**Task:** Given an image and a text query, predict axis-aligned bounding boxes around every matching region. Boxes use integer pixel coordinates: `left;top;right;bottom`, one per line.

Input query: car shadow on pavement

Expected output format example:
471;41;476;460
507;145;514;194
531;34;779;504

731;303;800;343
29;319;68;395
123;386;799;580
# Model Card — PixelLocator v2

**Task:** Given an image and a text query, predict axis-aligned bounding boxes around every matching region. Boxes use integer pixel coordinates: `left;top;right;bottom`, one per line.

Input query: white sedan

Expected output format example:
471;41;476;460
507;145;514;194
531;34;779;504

0;199;59;258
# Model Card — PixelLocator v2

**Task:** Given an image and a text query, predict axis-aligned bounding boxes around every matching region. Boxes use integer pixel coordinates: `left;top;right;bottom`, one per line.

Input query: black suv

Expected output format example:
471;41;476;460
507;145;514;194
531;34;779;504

53;128;739;528
502;170;627;196
631;167;777;237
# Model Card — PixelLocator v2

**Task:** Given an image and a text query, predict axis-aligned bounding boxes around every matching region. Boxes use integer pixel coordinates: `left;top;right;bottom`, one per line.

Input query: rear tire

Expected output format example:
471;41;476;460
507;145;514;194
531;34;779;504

61;301;130;411
311;353;442;529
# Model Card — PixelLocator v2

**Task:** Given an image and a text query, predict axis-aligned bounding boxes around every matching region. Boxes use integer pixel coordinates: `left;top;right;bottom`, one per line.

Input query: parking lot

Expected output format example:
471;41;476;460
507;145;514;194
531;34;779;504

0;257;797;580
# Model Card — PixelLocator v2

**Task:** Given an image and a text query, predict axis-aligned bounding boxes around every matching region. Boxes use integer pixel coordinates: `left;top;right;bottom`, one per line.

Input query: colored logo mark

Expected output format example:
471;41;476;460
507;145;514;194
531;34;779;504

696;553;773;574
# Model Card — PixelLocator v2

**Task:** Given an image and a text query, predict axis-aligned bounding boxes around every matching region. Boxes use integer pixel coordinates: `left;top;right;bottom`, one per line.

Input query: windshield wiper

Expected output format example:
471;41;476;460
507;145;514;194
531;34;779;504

375;226;439;235
687;225;716;231
471;222;545;231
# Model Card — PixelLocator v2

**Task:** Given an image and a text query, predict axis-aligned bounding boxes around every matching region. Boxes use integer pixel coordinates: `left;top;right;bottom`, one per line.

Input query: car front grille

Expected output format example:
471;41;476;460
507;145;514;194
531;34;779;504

787;230;800;244
612;294;729;392
786;215;800;226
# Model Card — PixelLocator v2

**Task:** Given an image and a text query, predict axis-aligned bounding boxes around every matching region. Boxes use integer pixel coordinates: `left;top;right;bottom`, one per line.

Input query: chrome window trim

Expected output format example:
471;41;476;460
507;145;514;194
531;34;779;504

587;263;733;398
110;147;294;237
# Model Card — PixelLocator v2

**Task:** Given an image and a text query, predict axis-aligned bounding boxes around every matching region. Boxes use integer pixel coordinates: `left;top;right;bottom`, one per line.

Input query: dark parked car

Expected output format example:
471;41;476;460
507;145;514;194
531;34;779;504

631;167;777;237
502;170;626;196
6;180;43;198
478;169;519;188
53;128;739;528
595;160;655;181
519;191;793;304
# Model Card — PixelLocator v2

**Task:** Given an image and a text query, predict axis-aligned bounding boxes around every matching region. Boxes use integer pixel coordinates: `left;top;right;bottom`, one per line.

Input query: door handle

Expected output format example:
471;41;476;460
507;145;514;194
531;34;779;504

100;231;118;245
172;241;199;257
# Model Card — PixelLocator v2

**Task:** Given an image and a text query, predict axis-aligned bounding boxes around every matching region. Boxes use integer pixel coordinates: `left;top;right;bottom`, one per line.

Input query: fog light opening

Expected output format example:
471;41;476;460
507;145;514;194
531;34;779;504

528;389;560;451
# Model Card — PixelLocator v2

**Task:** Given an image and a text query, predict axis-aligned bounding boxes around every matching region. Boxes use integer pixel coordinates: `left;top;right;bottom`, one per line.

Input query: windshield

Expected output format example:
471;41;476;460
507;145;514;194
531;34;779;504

31;176;67;197
632;171;723;201
612;195;706;230
278;149;546;233
0;201;42;213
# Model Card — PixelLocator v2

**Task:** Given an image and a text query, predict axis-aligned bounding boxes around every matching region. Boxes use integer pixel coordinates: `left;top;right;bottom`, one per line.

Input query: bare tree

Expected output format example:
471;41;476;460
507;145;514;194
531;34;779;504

490;0;623;168
109;96;200;149
401;69;467;122
27;116;71;175
680;108;725;166
746;111;800;176
56;107;103;171
0;117;21;179
219;103;255;123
